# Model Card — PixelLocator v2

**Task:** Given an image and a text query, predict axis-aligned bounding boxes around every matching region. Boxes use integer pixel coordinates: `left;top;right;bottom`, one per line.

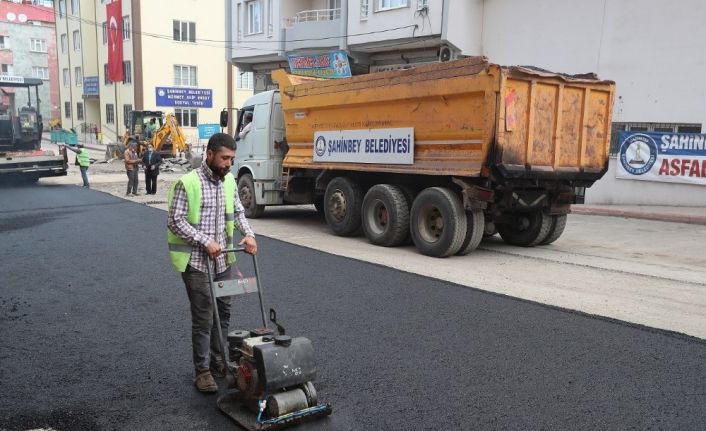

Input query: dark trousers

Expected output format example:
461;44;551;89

79;166;89;187
181;265;233;372
126;169;138;194
144;171;158;194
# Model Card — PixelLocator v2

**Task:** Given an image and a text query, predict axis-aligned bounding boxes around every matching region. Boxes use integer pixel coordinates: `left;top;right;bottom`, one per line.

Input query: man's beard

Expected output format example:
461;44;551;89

207;160;229;180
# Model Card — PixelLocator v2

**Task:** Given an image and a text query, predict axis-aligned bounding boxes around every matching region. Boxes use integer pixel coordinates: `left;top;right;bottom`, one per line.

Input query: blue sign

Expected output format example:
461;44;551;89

287;50;351;79
198;123;220;140
155;87;213;108
83;76;99;96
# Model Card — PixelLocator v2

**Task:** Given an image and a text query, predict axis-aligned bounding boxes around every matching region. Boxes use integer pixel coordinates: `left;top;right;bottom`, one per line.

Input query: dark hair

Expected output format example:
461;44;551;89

207;132;236;153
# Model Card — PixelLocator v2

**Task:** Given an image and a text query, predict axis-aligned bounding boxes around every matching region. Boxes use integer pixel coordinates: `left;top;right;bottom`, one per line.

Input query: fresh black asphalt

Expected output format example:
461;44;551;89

1;183;705;430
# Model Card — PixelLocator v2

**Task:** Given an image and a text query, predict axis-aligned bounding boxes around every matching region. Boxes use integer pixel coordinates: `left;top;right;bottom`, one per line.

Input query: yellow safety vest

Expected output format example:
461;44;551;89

167;170;236;272
77;149;90;167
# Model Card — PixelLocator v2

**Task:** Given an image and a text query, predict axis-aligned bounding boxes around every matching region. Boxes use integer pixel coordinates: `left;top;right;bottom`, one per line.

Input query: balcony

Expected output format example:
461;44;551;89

283;8;342;52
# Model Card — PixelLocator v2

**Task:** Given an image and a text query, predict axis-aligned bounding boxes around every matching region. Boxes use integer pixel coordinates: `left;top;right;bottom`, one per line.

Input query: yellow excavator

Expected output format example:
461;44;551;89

106;110;190;159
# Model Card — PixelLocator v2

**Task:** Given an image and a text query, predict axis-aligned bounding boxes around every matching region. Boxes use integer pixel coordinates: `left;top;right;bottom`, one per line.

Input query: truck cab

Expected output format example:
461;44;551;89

232;90;286;215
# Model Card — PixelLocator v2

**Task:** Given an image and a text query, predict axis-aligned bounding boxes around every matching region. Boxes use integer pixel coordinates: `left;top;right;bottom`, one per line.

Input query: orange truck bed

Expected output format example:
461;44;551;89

273;57;614;181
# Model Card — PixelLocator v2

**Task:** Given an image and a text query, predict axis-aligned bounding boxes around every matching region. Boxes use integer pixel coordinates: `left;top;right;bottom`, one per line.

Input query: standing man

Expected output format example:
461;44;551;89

167;133;257;393
64;143;90;188
124;142;141;196
141;144;162;195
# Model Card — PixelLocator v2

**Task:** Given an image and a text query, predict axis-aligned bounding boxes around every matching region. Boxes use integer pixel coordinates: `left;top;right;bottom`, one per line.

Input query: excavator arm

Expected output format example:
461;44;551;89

151;114;188;157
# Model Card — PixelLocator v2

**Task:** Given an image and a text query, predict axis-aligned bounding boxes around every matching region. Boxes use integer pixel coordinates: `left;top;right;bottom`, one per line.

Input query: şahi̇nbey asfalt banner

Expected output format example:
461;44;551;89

616;131;706;185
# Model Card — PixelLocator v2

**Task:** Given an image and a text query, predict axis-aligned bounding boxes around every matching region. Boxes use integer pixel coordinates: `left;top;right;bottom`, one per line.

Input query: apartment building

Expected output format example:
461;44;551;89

0;0;59;126
55;0;253;143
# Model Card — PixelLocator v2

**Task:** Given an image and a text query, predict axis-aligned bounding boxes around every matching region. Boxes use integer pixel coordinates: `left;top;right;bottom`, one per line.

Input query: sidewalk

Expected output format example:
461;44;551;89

572;204;706;225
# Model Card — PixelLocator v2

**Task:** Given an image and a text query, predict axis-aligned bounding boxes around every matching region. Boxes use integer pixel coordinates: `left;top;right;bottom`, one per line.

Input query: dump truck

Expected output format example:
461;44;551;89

0;76;67;182
222;57;615;257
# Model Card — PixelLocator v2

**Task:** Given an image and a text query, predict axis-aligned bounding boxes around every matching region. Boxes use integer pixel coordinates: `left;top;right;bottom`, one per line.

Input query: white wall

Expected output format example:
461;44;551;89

443;0;482;54
480;0;706;128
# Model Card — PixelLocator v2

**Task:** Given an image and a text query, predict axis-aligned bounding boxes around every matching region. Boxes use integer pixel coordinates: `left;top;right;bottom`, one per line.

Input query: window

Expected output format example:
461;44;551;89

122;61;132;84
0;35;9;49
377;0;407;10
58;0;66;17
30;38;47;52
360;0;370;19
102;22;107;44
173;20;196;42
416;0;428;9
60;34;67;53
123;16;131;40
63;68;69;86
267;0;273;36
75;67;82;86
103;63;112;85
0;64;13;76
123;104;132;123
175;108;198;127
106;104;115;124
236;72;253;89
247;1;262;34
76;102;84;121
64;102;71;118
32;66;49;80
73;30;80;51
70;0;78;15
174;65;197;87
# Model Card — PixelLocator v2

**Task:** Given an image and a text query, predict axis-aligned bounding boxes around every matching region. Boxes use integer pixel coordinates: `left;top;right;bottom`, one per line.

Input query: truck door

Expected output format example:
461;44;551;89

271;92;285;180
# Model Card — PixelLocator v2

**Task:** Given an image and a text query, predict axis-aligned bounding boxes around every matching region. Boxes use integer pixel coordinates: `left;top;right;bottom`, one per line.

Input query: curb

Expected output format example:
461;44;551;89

571;206;706;226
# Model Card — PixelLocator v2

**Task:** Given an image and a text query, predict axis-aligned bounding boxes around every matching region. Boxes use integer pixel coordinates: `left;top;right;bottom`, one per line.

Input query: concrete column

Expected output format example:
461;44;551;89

339;0;348;51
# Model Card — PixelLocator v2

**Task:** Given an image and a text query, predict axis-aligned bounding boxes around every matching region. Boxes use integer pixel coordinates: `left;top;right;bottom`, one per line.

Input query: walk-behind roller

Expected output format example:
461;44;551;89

206;248;332;430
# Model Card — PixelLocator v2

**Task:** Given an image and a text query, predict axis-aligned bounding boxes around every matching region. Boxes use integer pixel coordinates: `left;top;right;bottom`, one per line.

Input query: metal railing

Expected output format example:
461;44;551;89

283;8;341;28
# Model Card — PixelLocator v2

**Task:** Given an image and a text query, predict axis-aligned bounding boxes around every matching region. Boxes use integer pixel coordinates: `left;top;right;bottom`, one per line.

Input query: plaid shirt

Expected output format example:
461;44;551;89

167;161;254;274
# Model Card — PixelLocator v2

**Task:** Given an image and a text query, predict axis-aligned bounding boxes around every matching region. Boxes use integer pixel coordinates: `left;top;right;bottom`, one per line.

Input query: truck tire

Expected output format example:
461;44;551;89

361;184;409;247
410;187;467;257
238;173;265;218
398;185;417;245
456;208;485;255
540;214;567;245
324;177;363;236
497;210;552;247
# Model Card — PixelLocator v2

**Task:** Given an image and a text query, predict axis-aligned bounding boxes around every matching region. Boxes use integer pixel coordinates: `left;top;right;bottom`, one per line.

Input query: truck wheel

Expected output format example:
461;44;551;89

324;177;363;236
540;214;567;245
497;211;552;247
361;184;409;247
398;185;417;245
456;208;485;255
238;173;265;218
410;187;467;257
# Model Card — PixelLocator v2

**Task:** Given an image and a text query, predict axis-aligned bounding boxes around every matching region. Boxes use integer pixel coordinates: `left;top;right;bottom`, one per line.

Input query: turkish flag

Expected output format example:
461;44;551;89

107;0;123;82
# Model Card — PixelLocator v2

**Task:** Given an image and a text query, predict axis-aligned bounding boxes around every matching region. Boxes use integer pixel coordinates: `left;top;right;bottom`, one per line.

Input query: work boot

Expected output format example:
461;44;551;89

193;370;218;393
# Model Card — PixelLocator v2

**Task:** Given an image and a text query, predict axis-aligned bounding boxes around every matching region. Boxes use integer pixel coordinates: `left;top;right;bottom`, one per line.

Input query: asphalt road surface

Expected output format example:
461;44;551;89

1;183;705;430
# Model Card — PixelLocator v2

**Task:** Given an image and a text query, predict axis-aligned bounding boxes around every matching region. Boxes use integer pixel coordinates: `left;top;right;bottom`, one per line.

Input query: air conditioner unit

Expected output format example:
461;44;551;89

438;45;457;62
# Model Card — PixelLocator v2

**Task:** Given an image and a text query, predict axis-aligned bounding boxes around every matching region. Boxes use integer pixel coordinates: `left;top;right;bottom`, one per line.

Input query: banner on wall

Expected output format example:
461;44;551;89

616;131;706;185
287;51;351;78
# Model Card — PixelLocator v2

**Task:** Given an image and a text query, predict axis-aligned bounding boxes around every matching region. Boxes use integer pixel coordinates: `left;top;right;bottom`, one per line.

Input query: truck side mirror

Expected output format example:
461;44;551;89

220;110;229;127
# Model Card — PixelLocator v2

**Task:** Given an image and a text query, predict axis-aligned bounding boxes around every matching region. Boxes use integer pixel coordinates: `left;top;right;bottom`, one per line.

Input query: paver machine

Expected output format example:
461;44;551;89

207;248;333;430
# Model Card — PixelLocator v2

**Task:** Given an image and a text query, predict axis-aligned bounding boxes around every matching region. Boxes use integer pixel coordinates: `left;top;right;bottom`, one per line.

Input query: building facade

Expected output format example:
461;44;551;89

0;0;59;127
55;0;253;143
228;0;706;206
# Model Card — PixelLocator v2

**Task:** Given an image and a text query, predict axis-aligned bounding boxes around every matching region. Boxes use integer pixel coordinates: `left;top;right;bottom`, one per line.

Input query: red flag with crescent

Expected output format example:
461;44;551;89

106;0;123;82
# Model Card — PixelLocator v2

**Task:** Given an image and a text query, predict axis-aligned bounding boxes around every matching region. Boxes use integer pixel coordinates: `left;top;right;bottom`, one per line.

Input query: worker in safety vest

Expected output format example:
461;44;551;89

64;143;91;187
166;133;257;393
